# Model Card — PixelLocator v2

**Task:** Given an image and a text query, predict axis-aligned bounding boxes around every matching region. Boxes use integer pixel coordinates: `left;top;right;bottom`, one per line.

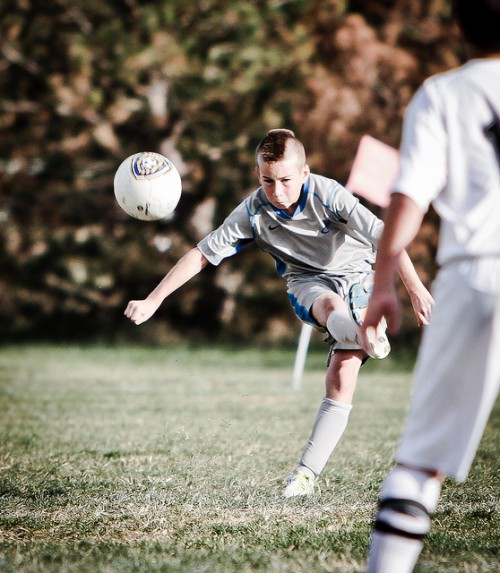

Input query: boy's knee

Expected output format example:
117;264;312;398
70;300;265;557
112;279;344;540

313;293;346;323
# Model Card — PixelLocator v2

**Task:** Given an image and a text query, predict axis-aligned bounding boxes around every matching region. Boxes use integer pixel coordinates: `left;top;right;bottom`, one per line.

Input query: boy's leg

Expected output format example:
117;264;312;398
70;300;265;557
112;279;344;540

300;349;363;470
283;279;377;498
312;287;391;360
283;349;363;498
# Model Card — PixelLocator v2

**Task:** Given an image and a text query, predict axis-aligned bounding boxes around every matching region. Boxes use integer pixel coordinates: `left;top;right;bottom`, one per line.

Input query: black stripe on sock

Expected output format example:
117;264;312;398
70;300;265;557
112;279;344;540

374;497;430;540
374;518;427;540
379;497;430;518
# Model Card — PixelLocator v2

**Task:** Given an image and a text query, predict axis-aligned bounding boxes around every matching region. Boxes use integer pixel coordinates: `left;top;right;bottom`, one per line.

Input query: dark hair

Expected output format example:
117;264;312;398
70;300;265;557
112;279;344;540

453;0;500;53
255;129;306;166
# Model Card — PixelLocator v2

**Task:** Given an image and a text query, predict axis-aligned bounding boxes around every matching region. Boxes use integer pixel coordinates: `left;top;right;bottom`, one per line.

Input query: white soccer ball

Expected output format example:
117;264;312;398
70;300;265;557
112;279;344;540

113;151;182;221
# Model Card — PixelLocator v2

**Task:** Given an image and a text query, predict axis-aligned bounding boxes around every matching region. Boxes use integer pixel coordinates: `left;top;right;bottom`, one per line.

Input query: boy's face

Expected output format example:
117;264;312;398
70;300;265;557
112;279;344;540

256;154;310;215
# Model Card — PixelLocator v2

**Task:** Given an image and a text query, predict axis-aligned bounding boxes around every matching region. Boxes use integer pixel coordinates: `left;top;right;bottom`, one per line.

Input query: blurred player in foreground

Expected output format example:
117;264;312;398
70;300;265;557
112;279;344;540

362;0;500;571
125;129;433;497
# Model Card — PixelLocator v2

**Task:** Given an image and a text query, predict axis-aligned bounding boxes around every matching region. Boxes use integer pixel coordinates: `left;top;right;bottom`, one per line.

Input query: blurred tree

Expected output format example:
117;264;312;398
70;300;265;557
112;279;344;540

0;0;458;345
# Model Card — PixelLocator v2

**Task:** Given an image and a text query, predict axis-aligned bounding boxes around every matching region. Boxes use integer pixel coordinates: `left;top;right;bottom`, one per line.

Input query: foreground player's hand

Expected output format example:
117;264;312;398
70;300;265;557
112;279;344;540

124;299;160;325
362;284;401;350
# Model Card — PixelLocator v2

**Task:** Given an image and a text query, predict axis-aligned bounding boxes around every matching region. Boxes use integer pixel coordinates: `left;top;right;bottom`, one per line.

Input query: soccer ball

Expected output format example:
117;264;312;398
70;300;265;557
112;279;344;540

113;151;182;221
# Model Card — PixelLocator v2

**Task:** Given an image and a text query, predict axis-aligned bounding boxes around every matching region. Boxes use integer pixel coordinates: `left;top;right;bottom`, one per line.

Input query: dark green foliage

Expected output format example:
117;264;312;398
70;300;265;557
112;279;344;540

0;1;456;343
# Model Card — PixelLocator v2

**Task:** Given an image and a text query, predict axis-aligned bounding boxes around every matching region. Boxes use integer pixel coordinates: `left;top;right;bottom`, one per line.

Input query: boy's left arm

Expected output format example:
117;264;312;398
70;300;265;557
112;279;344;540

396;249;434;326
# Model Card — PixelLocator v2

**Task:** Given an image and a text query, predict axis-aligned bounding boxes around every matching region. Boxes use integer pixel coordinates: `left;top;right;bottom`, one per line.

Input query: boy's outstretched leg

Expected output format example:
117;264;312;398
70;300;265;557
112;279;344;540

283;350;362;498
283;397;352;497
282;287;391;498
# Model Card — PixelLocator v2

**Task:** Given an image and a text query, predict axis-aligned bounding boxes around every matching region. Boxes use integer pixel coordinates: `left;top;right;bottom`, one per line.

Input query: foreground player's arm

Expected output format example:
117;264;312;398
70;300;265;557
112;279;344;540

125;247;209;325
365;193;427;335
346;193;432;326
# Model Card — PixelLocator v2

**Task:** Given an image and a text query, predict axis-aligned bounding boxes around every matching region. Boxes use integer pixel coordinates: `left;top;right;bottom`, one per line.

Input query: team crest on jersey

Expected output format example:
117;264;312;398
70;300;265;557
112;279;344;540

132;152;173;180
321;220;331;234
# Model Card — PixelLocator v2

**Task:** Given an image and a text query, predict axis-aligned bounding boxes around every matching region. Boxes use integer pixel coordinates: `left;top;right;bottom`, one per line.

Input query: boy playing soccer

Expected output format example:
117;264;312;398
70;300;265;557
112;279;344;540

362;0;500;570
125;129;433;497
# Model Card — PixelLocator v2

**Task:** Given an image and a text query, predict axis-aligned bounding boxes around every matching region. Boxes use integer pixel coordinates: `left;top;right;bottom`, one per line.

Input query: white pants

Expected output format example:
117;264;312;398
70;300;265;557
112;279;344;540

396;257;500;482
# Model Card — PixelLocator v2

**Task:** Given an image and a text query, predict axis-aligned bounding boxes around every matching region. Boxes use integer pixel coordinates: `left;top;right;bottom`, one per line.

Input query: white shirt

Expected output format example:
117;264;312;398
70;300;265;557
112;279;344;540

394;58;500;265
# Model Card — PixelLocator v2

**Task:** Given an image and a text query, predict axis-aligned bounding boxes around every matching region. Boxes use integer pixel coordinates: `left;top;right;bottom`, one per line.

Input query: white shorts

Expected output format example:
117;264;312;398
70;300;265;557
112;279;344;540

396;257;500;482
286;271;373;352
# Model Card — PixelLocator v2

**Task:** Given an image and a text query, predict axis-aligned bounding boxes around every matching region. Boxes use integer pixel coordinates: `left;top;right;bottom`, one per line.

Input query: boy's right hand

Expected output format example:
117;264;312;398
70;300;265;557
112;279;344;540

124;299;160;325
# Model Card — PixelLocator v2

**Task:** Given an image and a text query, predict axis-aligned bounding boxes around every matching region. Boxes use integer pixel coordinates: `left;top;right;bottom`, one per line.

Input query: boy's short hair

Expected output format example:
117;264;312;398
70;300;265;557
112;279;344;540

255;129;306;167
453;0;500;53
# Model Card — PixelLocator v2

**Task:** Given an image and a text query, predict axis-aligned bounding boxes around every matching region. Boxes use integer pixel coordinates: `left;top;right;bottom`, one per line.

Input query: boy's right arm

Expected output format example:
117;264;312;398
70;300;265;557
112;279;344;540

124;247;209;325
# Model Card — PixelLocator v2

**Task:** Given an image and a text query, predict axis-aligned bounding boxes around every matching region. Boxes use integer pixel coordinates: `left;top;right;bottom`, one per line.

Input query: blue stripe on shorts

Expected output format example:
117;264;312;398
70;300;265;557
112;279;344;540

288;293;321;327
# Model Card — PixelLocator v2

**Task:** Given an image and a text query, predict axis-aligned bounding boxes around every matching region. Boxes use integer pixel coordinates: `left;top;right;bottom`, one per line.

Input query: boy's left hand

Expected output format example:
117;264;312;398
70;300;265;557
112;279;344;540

409;285;434;327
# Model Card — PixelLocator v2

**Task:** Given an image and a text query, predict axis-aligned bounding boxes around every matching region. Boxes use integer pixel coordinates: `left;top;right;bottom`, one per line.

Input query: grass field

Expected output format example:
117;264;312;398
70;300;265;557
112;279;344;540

0;344;498;572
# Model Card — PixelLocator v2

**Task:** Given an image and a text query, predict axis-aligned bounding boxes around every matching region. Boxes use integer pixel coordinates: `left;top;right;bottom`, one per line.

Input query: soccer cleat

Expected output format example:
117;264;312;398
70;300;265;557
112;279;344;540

283;469;317;498
348;283;391;360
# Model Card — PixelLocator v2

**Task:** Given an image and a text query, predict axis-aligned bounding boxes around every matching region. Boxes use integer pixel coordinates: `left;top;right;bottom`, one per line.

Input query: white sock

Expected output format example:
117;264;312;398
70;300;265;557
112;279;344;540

299;397;352;476
380;466;442;514
326;310;358;344
366;466;442;573
367;532;423;573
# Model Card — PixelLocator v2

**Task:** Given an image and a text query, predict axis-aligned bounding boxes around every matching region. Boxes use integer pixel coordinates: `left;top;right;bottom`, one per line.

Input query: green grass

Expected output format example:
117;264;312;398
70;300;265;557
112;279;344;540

0;344;498;572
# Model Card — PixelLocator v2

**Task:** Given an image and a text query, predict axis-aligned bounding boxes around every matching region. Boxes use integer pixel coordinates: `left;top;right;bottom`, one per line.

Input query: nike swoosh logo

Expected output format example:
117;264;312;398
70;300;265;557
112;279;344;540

269;224;280;230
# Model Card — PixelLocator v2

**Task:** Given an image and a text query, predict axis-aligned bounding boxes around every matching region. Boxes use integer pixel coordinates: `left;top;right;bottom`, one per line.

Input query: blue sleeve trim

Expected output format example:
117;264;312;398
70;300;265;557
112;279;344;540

234;238;254;254
273;256;287;276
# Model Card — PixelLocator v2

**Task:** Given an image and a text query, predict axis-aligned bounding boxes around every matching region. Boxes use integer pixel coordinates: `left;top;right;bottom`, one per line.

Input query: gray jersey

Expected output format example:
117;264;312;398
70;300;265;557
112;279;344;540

197;173;383;279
